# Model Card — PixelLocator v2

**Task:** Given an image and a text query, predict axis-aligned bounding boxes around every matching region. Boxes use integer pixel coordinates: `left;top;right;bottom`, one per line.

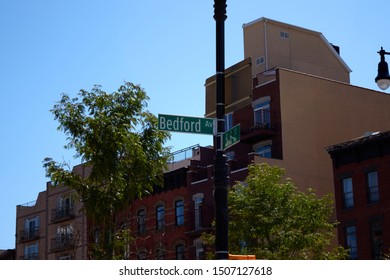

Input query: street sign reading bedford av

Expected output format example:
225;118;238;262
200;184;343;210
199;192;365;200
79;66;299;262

158;114;214;135
223;124;240;150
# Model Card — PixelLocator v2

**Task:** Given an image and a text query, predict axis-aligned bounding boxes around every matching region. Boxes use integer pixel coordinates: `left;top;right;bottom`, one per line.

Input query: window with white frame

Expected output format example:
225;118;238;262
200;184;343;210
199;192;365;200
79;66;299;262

194;239;204;260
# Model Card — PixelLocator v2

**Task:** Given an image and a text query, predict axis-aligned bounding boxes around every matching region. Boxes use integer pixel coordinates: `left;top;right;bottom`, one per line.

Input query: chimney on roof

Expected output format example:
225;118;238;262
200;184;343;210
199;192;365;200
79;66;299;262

331;44;340;55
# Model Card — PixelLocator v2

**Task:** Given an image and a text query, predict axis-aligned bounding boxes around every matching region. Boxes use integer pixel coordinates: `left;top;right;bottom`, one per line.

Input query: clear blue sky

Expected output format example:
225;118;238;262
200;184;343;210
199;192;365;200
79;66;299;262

0;0;388;249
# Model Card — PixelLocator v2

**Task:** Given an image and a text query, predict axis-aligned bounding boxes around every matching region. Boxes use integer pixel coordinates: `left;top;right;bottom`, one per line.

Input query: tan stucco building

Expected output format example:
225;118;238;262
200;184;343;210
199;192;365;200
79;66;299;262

243;17;351;83
254;68;390;197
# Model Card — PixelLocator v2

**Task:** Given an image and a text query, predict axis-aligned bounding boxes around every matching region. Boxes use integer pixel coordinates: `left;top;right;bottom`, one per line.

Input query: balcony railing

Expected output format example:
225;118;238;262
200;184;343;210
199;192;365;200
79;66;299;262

19;227;39;243
253;109;272;130
51;236;75;252
51;205;75;222
169;144;200;163
254;68;277;88
56;254;75;260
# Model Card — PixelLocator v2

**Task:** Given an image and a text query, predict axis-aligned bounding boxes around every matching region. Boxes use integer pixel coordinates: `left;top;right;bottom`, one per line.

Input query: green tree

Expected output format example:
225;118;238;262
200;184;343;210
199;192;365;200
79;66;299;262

203;163;348;260
43;82;170;259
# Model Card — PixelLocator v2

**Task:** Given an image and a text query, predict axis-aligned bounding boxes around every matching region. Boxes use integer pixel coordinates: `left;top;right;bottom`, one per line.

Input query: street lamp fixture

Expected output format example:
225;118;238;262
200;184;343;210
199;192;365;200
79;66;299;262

375;47;390;90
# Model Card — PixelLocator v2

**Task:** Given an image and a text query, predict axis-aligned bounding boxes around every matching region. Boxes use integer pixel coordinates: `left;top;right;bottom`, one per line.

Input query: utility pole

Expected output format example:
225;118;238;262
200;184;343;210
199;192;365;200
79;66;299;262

213;0;229;260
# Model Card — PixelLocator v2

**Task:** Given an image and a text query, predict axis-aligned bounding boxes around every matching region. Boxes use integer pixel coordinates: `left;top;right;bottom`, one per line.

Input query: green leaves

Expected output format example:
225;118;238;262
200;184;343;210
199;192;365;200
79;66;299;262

228;163;347;260
44;82;171;259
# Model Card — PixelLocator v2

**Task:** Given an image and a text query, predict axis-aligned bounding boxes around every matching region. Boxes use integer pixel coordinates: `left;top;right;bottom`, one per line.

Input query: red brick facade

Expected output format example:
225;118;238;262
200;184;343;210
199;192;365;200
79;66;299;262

327;132;390;259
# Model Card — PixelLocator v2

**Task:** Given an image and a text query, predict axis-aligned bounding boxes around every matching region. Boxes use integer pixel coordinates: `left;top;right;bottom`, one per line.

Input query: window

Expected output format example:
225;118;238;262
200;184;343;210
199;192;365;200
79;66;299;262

137;209;146;234
254;140;272;158
156;205;165;231
342;177;354;209
226;151;235;161
370;220;383;259
224;113;233;131
57;196;73;211
193;194;204;231
345;225;358;259
253;97;271;129
54;196;73;220
175;200;184;226
24;243;38;260
280;31;289;39
56;225;73;242
24;216;40;239
367;171;379;203
255;56;265;65
175;244;185;260
52;225;74;251
194;239;204;260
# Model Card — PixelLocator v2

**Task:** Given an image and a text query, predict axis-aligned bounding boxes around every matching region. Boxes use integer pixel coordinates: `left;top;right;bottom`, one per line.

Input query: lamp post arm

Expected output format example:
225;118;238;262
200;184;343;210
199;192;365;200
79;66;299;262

379;47;390;61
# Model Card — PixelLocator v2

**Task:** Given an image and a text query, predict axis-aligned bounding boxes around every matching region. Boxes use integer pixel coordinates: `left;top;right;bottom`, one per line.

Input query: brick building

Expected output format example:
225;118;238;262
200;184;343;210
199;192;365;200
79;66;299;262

327;131;390;259
15;184;88;260
121;138;259;260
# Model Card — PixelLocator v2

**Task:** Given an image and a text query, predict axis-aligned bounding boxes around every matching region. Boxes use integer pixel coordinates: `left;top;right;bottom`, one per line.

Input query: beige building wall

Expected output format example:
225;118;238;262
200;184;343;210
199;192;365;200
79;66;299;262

256;68;390;198
46;183;87;260
16;184;88;260
243;17;351;83
15;191;47;260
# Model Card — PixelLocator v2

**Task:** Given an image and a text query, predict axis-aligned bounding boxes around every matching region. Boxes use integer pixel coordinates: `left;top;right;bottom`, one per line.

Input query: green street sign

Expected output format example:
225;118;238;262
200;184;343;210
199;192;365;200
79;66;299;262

158;114;214;135
223;124;240;150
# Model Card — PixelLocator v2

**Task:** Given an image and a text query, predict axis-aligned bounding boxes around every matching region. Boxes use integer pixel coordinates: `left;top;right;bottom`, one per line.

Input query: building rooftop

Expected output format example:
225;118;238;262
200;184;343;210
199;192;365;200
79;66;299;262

326;131;390;152
326;131;390;168
242;17;352;74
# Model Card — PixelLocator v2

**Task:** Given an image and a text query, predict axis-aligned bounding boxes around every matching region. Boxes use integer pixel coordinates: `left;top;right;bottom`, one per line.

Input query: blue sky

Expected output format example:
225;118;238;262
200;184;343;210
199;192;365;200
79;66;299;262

0;0;388;249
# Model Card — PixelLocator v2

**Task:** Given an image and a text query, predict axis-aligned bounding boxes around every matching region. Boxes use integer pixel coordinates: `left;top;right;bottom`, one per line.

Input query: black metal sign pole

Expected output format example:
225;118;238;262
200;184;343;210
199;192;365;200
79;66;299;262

213;0;229;260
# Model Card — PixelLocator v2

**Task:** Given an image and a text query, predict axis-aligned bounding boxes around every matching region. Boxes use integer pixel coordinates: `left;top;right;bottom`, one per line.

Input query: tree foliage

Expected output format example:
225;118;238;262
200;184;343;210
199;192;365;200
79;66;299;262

43;82;170;259
204;163;348;260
